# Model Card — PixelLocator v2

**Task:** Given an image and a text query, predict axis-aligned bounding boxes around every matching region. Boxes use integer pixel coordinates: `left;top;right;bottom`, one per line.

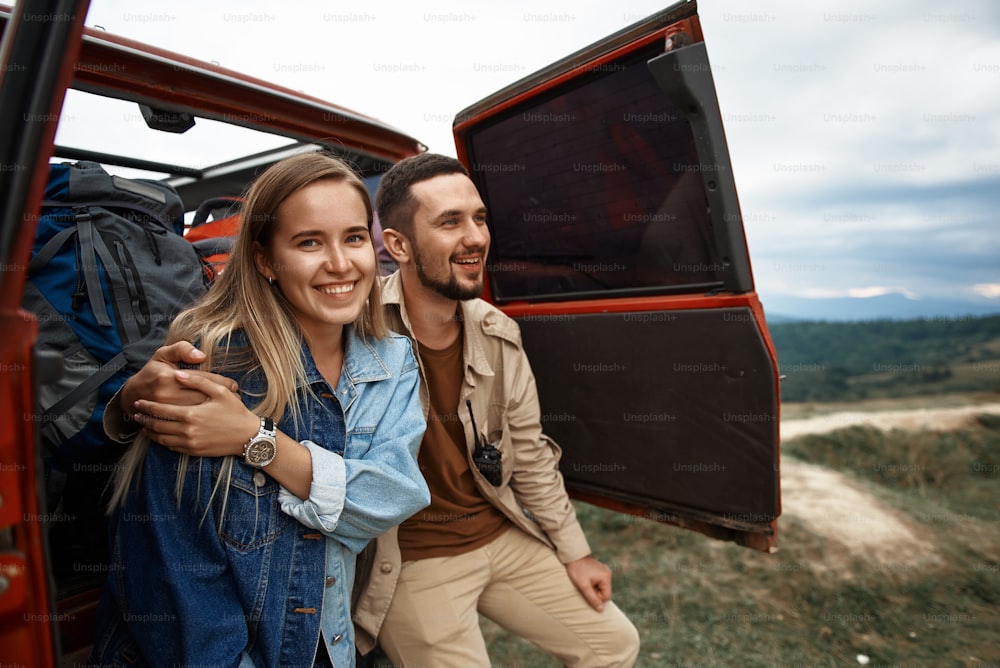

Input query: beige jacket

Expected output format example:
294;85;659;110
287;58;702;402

352;271;591;654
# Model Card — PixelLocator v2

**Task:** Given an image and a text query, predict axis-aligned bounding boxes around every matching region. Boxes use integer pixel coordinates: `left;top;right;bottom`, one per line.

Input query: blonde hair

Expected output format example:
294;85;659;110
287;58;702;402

109;152;387;512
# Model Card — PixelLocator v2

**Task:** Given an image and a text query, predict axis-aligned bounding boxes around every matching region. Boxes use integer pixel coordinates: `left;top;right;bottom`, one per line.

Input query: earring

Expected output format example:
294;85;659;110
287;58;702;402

268;276;275;286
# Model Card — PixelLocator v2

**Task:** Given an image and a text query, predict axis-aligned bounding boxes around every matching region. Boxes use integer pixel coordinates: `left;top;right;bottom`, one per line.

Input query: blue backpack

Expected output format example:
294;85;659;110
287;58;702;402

23;161;209;476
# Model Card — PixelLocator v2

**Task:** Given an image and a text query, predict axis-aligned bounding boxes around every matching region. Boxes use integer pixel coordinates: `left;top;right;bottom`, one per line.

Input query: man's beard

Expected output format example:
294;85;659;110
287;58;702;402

413;246;484;301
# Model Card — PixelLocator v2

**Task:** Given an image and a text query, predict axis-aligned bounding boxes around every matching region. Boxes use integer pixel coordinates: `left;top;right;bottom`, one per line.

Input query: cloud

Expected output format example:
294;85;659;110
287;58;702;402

848;287;920;299
974;284;1000;299
797;286;921;300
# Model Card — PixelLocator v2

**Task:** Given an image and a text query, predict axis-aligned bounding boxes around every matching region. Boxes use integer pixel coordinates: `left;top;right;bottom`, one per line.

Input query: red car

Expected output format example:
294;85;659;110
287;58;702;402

0;0;780;664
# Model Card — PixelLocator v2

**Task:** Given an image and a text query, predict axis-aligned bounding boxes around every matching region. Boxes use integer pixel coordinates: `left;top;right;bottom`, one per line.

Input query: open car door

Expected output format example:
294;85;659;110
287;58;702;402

454;0;780;551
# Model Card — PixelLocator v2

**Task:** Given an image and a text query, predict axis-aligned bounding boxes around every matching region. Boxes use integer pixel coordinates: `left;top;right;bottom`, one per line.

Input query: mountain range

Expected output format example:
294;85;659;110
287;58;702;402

761;293;1000;323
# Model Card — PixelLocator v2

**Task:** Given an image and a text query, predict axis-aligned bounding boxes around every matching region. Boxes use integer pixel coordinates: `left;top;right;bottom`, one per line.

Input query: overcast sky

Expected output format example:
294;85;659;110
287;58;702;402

77;0;1000;317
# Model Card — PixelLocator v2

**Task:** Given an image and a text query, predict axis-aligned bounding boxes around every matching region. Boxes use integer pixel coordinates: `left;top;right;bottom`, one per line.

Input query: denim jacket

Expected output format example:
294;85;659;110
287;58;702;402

90;327;430;668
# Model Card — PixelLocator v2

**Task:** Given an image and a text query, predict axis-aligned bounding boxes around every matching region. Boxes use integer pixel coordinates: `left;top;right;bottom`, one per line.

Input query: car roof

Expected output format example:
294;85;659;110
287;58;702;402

0;4;426;209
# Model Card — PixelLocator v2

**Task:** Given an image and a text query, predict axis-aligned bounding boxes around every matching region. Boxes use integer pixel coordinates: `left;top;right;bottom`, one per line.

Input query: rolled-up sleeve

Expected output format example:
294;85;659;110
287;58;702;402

277;440;347;534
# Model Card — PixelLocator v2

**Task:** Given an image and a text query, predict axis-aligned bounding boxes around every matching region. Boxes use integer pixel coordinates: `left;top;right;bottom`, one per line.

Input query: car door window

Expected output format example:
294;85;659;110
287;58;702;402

467;43;721;303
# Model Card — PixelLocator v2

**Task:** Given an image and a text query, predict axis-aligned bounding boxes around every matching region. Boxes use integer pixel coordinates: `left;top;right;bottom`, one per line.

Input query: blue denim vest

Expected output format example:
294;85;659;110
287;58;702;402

90;327;429;667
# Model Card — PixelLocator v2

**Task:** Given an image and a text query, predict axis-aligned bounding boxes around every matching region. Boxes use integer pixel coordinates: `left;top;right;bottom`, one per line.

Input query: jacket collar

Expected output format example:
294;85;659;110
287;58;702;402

228;325;390;417
297;325;391;414
381;271;494;381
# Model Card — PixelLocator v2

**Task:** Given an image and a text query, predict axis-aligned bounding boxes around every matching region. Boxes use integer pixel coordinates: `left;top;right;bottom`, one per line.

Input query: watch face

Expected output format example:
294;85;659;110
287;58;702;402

245;439;276;467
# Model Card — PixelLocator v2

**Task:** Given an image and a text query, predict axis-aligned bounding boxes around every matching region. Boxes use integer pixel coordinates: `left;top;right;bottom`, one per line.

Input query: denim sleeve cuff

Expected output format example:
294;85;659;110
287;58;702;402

277;439;347;534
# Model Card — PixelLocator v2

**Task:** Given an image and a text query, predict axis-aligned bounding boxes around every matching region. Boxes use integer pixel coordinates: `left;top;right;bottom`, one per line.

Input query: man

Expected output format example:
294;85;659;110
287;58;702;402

113;153;639;667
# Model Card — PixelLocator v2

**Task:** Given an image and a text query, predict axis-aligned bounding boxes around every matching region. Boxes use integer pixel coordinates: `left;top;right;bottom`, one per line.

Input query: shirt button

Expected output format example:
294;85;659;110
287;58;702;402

253;471;266;487
325;576;337;587
379;562;393;574
331;634;343;645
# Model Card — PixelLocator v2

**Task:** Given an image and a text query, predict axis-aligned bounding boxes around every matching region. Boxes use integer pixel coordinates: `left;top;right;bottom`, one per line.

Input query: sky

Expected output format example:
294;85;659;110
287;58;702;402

70;0;1000;319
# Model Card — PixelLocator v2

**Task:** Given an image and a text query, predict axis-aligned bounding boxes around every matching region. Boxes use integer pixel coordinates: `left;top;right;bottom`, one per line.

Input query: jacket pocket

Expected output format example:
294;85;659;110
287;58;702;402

344;426;375;458
217;465;283;552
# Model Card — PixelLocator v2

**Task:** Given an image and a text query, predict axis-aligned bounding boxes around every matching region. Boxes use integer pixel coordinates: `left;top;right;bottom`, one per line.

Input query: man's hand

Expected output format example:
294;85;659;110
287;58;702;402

133;371;258;458
565;556;613;612
121;341;238;410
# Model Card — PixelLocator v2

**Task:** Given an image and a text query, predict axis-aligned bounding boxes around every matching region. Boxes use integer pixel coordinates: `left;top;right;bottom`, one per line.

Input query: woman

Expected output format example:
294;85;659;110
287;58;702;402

89;153;430;667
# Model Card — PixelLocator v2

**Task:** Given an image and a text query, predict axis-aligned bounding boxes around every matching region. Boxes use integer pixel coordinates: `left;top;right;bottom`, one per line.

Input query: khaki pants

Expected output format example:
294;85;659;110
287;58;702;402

379;526;640;667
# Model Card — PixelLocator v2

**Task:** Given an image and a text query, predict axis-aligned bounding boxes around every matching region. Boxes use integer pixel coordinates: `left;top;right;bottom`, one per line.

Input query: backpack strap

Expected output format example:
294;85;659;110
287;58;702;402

28;225;76;271
75;211;114;328
90;229;144;343
32;204;158;339
28;213;115;328
39;351;128;421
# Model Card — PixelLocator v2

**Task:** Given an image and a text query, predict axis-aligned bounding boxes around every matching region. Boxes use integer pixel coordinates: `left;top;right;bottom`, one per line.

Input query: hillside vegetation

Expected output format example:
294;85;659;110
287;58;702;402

486;414;1000;666
769;314;1000;402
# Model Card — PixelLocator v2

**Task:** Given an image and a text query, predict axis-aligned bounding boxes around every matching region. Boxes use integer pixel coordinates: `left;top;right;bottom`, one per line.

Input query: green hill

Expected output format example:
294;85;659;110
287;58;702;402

768;315;1000;402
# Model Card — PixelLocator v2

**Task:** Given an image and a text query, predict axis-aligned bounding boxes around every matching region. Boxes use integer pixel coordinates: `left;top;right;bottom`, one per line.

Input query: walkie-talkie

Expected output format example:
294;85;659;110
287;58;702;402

466;399;502;486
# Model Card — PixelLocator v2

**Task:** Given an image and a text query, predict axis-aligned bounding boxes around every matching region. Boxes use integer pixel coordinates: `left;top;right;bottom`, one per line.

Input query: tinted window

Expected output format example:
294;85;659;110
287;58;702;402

467;45;722;303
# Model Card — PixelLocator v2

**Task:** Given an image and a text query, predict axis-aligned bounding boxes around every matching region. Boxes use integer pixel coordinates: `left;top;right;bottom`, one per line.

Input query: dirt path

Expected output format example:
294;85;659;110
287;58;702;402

778;402;1000;571
780;402;1000;440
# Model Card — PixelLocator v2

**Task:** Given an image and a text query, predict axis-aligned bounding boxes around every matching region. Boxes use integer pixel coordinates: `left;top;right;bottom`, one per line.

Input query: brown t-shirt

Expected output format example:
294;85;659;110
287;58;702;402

397;329;509;561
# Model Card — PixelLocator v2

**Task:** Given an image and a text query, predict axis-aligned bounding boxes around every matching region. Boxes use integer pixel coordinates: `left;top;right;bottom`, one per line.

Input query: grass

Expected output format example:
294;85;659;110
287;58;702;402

483;413;1000;666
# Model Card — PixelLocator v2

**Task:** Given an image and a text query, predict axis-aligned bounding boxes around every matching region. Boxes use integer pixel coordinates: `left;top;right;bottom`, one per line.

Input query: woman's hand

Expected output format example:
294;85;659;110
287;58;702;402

136;373;315;498
133;371;258;458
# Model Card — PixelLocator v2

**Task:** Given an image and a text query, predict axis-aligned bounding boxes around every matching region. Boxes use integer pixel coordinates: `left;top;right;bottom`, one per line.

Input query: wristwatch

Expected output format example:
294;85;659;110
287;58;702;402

242;417;277;468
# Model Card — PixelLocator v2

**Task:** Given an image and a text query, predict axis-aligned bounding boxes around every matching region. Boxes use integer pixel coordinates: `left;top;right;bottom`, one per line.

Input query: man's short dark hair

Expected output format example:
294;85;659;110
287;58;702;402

376;153;470;238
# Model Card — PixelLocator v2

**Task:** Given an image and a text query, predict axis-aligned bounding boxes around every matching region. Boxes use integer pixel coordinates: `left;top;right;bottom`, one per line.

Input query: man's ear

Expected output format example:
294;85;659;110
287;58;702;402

382;228;411;264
